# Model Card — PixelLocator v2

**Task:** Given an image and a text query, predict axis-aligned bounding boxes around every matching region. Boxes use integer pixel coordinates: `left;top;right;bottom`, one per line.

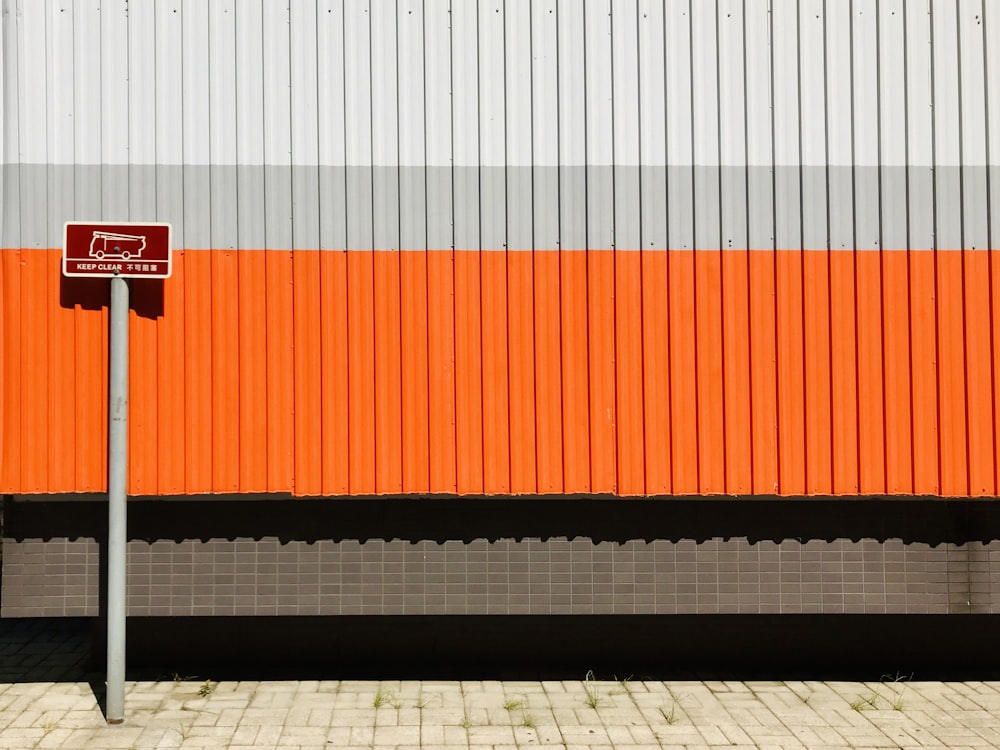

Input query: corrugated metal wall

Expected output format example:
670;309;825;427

2;0;999;497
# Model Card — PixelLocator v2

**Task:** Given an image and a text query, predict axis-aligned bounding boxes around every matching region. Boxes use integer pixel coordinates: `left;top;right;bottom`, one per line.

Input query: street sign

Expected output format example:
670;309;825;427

63;221;172;279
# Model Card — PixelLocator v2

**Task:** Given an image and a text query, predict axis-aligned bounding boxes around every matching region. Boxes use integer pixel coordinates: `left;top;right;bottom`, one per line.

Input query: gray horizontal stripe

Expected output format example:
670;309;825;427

2;164;996;252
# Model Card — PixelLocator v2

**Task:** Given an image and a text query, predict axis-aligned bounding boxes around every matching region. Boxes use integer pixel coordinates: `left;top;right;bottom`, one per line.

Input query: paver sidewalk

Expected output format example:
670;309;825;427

3;676;1000;749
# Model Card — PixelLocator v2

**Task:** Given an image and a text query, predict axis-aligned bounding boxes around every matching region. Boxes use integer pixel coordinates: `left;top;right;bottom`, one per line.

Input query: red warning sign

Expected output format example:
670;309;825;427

63;222;172;279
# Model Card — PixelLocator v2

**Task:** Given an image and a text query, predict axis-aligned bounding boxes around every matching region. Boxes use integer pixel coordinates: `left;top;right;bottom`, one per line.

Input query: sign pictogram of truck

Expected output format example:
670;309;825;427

89;231;147;260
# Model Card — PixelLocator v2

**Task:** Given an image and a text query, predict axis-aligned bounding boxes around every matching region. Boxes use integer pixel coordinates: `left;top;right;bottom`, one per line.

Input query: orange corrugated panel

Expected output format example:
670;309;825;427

641;251;670;494
562;249;590;492
427;249;457;493
454;249;484;493
239;250;268;491
722;248;751;494
507;251;537;494
855;251;884;494
695;251;724;493
348;251;376;493
937;251;968;495
587;247;614;493
400;251;430;493
157;254;186;494
0;250;21;491
293;249;323;495
669;249;698;493
266;251;295;492
129;282;159;494
749;250;778;493
910;250;940;494
882;249;913;494
615;250;644;495
534;250;563;493
48;260;76;491
481;252;511;494
74;275;107;491
374;250;403;493
993;249;1000;496
776;249;806;494
320;251;350;495
829;251;859;494
964;249;994;495
21;250;49;492
212;250;241;492
802;251;832;494
185;250;214;492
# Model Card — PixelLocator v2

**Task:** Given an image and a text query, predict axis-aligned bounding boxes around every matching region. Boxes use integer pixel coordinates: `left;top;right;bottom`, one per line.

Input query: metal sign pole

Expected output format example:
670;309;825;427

106;274;129;724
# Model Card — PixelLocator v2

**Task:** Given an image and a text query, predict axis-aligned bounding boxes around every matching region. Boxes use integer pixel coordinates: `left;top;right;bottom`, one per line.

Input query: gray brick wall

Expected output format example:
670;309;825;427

3;498;999;617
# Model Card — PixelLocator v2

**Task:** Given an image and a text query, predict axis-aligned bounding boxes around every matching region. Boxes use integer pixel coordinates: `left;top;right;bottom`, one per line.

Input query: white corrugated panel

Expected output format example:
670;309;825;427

0;0;997;252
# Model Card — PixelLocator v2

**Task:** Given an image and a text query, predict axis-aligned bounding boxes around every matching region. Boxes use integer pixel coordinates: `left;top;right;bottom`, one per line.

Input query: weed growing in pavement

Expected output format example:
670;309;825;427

197;680;215;698
373;687;396;709
520;713;537;729
658;705;679;725
583;670;603;709
850;693;880;712
41;722;58;736
881;672;912;711
659;686;684;724
503;697;525;712
609;674;635;695
458;712;474;730
414;694;432;709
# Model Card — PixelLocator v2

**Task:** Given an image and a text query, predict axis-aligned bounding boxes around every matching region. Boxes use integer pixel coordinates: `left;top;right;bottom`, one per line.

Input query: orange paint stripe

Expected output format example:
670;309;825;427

882;250;912;494
72;276;107;491
830;251;859;494
936;252;968;495
401;251;430;493
293;250;323;495
347;252;376;494
616;250;644;495
21;251;49;492
641;251;671;495
562;249;591;493
993;249;1000;497
266;251;295;493
374;251;403;493
129;282;158;494
48;262;76;491
454;249;484;494
508;251;537;494
669;249;698;494
695;251;724;493
910;250;939;494
776;249;806;494
238;251;267;491
722;249;751;494
587;248;614;494
963;249;993;495
185;251;213;492
320;251;350;495
427;250;457;493
212;251;240;492
802;251;832;494
855;251;884;493
749;250;778;494
481;252;511;494
534;250;563;493
0;250;21;491
7;246;1000;498
158;254;186;493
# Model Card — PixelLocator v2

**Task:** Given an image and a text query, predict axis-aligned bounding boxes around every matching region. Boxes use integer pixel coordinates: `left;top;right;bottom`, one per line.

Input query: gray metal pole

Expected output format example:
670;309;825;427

106;275;129;724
